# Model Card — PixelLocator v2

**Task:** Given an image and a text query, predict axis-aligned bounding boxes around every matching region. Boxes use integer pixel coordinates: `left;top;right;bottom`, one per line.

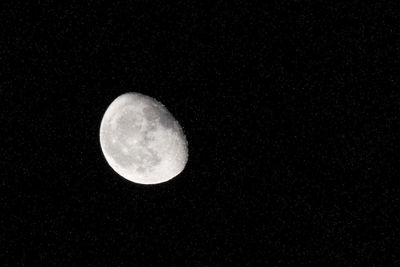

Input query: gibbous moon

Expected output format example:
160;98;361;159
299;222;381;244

99;92;188;184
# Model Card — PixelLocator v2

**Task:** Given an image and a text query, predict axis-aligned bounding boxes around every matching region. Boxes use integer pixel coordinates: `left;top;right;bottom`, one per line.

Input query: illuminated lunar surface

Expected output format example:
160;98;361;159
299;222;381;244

99;92;188;184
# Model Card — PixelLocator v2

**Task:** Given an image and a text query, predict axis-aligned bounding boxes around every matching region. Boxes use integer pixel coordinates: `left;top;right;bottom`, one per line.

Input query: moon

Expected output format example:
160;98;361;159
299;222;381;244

99;92;188;184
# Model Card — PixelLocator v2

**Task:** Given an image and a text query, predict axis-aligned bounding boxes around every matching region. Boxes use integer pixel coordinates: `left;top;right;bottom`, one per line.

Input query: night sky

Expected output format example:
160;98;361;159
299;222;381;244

1;1;400;265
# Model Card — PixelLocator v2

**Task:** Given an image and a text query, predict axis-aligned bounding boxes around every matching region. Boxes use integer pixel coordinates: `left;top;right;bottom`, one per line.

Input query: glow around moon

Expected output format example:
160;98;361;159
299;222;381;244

99;92;188;184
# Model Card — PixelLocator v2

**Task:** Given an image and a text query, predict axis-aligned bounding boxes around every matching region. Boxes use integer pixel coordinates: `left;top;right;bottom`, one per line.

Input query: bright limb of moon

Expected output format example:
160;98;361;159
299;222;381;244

99;92;188;184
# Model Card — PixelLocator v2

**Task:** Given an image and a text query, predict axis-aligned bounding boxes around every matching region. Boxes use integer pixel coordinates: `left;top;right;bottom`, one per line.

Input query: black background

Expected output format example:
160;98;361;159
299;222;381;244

1;1;400;265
